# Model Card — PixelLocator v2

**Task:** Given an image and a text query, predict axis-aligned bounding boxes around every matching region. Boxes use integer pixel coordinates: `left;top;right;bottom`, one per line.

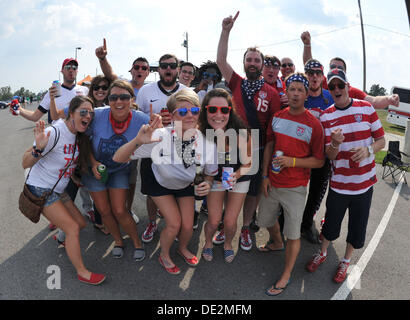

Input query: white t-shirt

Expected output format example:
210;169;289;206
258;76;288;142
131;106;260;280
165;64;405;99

38;84;88;122
130;127;218;190
26;119;79;194
136;81;188;115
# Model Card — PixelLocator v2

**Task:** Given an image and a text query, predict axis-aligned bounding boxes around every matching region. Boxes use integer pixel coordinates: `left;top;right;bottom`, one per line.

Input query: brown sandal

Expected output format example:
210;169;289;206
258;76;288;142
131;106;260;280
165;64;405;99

94;224;110;235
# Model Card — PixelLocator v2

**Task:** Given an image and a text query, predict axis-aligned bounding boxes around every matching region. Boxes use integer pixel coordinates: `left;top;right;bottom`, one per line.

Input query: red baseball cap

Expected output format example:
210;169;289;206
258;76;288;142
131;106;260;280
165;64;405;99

61;58;78;70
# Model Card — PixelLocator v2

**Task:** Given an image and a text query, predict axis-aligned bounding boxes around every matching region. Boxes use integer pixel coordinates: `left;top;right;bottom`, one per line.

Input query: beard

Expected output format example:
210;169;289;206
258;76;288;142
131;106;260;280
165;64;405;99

245;66;262;81
160;73;178;87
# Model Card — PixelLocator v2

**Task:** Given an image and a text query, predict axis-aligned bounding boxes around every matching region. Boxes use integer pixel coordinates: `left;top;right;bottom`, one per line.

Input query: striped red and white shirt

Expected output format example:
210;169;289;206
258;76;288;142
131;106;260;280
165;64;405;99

320;99;384;195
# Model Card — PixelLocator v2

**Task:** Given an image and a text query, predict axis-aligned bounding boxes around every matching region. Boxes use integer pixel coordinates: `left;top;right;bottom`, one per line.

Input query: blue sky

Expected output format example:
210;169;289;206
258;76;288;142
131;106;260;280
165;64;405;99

0;0;409;94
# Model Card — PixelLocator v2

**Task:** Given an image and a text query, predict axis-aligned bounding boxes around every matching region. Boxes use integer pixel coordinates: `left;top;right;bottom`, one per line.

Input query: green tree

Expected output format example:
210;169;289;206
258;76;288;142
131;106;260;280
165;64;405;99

369;84;387;96
0;86;13;101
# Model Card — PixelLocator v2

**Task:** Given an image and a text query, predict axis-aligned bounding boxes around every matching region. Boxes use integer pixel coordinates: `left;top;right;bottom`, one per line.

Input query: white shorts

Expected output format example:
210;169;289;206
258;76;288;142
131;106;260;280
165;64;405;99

211;180;250;194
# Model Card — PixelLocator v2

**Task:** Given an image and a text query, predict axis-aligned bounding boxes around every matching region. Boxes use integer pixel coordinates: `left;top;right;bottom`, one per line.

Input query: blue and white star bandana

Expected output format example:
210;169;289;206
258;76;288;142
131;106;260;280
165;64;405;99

286;74;309;90
304;60;323;72
241;78;265;100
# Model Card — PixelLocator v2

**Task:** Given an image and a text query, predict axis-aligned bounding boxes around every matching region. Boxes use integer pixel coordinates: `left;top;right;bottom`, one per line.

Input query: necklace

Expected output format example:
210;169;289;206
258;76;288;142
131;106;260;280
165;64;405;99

172;129;198;168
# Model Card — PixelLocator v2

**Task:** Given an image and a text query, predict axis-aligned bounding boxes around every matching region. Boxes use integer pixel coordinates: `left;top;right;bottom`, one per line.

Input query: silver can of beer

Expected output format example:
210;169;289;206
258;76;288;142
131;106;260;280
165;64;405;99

52;80;62;97
271;150;284;174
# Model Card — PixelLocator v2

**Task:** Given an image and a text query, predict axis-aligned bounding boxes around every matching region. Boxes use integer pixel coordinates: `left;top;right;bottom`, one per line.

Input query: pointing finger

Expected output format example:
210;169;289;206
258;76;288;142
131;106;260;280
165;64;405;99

233;11;240;21
103;38;106;51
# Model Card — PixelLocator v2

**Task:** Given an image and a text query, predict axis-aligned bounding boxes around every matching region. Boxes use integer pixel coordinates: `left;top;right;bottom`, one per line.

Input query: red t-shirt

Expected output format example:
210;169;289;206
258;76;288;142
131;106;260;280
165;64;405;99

266;108;325;188
229;72;281;146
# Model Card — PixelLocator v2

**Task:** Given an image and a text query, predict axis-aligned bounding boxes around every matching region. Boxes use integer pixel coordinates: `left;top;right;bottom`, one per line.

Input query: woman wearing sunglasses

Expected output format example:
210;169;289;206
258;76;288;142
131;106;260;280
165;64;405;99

197;88;252;263
81;79;159;262
113;89;218;275
22;96;106;285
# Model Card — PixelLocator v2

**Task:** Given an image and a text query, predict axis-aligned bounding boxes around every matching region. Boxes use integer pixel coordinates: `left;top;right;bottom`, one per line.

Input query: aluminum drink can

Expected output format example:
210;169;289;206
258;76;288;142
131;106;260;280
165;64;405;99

52;80;62;97
97;164;108;183
222;167;234;190
271;150;284;174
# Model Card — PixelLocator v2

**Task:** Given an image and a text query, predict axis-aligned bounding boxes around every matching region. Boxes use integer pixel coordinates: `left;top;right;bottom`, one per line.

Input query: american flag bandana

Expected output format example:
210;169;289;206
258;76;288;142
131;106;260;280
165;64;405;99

286;74;309;90
304;60;323;72
241;78;265;100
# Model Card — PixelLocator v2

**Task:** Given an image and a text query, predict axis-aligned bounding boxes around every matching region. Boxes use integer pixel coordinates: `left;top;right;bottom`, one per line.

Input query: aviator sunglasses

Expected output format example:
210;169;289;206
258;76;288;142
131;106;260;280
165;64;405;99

76;109;94;117
328;82;346;91
172;107;200;117
108;94;132;102
206;105;232;114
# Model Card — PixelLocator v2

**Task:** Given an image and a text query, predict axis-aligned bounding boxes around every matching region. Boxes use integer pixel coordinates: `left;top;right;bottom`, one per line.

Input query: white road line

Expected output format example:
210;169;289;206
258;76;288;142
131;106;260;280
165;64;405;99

331;180;404;300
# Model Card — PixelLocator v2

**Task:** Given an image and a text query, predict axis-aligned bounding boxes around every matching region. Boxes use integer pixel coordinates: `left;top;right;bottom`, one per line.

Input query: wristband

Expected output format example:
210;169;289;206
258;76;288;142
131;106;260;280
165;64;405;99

262;175;268;179
33;146;44;154
304;44;311;47
330;142;339;149
292;157;296;167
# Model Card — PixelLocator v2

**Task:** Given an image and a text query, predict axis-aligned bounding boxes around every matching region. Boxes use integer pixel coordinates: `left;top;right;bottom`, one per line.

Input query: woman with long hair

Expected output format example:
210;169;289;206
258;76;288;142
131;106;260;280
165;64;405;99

198;88;252;263
22;95;105;285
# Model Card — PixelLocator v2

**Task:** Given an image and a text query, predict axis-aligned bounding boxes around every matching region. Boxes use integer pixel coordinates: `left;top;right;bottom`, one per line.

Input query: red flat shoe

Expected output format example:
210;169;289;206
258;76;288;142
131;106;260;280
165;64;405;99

78;273;106;285
158;256;181;275
177;250;199;267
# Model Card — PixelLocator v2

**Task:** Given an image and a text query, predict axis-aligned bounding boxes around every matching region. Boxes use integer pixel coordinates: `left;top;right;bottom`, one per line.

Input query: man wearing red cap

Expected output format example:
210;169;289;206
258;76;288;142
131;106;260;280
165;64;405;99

16;58;88;123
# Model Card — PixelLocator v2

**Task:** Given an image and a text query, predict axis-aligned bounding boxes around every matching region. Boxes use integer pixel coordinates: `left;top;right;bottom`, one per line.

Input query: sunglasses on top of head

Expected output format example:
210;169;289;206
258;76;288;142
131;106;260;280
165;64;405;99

206;105;232;114
76;109;94;117
159;62;178;70
328;82;346;91
133;65;149;71
108;94;132;102
172;107;200;117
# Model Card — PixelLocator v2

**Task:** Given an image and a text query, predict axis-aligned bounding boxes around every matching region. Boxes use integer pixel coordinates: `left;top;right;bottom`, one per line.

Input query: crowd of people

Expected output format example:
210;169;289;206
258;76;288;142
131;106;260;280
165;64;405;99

13;11;398;295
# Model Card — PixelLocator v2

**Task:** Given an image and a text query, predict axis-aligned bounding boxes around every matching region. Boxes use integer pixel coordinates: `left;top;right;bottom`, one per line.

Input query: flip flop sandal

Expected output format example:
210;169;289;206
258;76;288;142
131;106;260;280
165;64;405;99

257;239;285;252
201;247;214;262
94;224;110;235
133;248;146;262
224;249;235;263
112;246;124;259
265;279;291;296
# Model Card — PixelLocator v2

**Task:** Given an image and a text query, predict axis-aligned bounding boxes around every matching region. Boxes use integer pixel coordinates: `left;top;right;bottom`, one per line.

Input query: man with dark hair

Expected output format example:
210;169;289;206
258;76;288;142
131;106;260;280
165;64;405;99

262;55;288;107
178;61;196;87
95;38;150;97
195;60;223;103
217;11;281;251
301;31;399;109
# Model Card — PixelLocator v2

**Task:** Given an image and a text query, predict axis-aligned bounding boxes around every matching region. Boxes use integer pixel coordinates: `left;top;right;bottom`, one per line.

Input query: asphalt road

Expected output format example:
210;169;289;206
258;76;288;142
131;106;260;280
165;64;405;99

0;103;409;304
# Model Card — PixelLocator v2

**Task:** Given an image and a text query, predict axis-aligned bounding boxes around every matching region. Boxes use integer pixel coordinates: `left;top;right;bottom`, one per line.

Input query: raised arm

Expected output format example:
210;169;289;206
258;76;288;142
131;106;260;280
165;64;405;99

364;93;400;109
216;11;239;84
301;31;312;66
95;38;118;82
48;86;66;120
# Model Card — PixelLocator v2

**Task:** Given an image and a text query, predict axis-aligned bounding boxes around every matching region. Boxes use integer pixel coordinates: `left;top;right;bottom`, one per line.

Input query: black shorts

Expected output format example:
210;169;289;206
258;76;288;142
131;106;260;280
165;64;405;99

246;148;264;197
322;187;373;249
140;158;194;198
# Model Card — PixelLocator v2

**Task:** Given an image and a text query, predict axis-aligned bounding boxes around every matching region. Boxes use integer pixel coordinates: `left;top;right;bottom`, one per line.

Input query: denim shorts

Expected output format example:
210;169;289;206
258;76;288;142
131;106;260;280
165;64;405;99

26;184;71;207
82;166;130;192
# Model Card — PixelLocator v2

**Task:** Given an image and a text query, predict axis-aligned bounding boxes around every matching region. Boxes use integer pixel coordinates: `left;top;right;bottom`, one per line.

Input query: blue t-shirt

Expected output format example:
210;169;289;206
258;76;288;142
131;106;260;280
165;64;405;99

304;89;334;119
88;106;149;173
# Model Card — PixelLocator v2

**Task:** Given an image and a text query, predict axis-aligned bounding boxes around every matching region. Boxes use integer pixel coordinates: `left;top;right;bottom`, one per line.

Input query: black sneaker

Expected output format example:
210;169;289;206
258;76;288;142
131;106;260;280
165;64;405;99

193;210;199;230
301;225;321;244
199;202;208;215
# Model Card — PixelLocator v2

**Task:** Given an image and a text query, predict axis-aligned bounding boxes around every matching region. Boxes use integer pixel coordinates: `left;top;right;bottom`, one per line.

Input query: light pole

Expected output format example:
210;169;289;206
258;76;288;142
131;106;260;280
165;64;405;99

358;0;366;92
75;47;81;60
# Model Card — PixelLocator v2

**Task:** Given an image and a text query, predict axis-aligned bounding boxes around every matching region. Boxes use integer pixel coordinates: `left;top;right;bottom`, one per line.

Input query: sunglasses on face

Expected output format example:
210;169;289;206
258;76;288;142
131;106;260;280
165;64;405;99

181;69;194;75
206;105;232;114
63;65;78;71
108;94;132;102
329;64;345;71
159;62;178;70
306;69;323;76
172;107;200;117
328;82;346;91
93;85;109;91
133;65;148;71
76;109;94;117
281;63;294;68
202;72;218;79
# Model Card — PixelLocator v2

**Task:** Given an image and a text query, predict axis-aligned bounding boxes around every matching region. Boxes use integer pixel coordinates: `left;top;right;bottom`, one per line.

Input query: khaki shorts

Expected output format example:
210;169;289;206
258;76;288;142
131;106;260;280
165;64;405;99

257;185;307;240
